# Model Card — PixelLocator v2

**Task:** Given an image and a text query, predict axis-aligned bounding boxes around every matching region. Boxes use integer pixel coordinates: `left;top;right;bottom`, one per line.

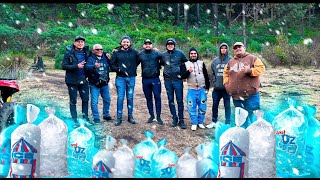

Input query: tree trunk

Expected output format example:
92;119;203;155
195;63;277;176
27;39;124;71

301;16;305;38
270;4;274;19
212;3;218;37
156;3;159;19
196;3;200;27
225;4;231;27
242;3;247;46
184;4;188;32
253;3;258;24
177;3;180;26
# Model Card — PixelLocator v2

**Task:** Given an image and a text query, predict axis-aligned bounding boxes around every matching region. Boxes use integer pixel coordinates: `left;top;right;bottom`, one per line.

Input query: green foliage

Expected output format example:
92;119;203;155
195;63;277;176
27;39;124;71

0;51;29;79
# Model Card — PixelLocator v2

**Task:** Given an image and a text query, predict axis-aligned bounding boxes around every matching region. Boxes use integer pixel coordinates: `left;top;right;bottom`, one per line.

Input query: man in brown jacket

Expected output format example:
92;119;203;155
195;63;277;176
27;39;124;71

223;42;265;128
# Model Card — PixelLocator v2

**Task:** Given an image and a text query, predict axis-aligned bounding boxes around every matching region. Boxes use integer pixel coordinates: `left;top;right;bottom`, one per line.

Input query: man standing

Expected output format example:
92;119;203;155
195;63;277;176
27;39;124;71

207;43;232;129
110;35;139;126
85;44;112;124
182;47;210;131
160;38;188;129
62;35;91;125
223;42;266;128
137;39;163;125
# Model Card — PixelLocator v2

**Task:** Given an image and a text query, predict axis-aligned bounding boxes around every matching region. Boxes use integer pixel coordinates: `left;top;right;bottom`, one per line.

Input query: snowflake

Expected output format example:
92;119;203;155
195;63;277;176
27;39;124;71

275;30;280;35
91;28;98;35
68;22;73;27
15;20;20;25
107;3;114;10
168;6;173;12
206;9;211;14
81;11;86;17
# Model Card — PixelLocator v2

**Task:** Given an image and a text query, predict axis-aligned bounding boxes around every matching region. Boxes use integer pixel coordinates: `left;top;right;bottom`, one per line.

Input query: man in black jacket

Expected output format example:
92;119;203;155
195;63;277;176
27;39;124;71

137;39;163;125
110;35;139;126
62;35;91;125
160;38;188;129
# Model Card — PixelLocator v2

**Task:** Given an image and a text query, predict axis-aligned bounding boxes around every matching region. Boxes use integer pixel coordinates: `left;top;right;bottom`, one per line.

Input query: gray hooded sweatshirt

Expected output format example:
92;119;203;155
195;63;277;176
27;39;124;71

211;43;232;90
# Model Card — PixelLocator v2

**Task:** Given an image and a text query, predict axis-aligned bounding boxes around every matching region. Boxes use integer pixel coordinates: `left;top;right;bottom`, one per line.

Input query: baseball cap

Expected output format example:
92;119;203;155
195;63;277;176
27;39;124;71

144;39;152;44
75;35;85;42
233;42;244;49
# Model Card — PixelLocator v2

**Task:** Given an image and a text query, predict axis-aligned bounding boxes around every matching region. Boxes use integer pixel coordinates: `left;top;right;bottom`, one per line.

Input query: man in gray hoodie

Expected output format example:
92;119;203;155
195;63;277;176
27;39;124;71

206;43;232;128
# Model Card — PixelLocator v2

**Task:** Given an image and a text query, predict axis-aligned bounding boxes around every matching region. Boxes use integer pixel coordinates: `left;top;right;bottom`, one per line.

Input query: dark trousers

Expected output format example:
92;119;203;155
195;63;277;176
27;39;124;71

67;82;89;120
164;80;184;120
142;77;162;116
212;89;231;124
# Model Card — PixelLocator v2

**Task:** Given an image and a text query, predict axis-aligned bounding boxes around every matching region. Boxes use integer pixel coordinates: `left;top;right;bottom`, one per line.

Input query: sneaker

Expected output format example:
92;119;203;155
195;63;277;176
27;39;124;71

147;115;155;123
179;120;186;129
198;124;205;129
191;125;197;131
103;116;113;121
156;116;163;125
93;119;101;124
171;117;178;127
115;118;122;126
128;117;136;124
206;122;216;129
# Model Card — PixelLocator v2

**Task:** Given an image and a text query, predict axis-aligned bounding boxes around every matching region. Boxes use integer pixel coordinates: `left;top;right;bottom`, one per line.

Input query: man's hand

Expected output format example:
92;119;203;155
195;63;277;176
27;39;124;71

112;48;118;53
106;53;111;59
188;66;193;73
243;67;252;75
153;47;159;52
94;60;100;68
78;61;86;69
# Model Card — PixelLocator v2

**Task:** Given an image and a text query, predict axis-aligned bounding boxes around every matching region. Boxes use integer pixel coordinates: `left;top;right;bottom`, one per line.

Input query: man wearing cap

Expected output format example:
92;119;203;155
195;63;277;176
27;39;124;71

223;42;265;128
181;47;210;131
85;44;112;124
207;43;232;129
110;35;139;126
137;39;164;125
160;38;188;129
62;35;91;125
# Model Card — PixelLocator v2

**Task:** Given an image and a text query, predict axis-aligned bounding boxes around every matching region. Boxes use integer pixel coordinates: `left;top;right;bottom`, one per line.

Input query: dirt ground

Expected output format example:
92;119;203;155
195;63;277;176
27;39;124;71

13;59;320;157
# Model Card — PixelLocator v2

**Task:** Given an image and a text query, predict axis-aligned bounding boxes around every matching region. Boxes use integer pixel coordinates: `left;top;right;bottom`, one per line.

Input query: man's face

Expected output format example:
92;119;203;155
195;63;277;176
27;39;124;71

220;45;227;55
93;45;103;57
166;42;175;51
189;50;198;60
74;40;85;50
233;45;245;56
143;43;152;50
121;39;131;49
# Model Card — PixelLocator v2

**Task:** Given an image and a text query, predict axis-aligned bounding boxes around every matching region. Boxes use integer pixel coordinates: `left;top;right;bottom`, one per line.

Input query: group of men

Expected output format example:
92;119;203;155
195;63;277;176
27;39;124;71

62;35;265;130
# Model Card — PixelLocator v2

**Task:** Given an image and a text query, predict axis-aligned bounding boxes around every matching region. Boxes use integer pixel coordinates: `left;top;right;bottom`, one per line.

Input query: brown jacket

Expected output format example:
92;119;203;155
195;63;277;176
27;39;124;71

223;52;265;100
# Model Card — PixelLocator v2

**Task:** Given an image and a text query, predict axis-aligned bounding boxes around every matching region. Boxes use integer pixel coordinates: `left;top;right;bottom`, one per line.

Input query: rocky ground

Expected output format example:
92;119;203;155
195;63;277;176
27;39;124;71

13;59;320;157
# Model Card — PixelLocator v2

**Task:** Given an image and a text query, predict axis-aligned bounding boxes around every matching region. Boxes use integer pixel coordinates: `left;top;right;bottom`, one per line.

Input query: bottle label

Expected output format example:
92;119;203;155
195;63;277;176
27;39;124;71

92;160;112;178
160;166;175;178
135;158;151;174
72;145;87;161
277;133;298;154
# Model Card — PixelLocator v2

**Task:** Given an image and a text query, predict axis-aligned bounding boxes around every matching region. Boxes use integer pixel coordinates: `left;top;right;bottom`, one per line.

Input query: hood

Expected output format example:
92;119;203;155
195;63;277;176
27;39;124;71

166;38;176;51
188;47;199;62
235;52;250;59
218;42;230;60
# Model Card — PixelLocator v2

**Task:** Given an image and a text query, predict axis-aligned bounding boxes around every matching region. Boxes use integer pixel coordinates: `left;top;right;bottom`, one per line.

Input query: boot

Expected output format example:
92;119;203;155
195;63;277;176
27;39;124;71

147;115;155;123
179;119;186;129
128;117;136;124
171;117;178;127
156;115;163;125
115;118;122;126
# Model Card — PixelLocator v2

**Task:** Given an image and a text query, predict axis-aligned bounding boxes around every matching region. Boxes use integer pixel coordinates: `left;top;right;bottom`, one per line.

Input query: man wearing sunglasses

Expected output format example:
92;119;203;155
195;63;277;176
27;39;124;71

85;44;112;124
223;42;265;128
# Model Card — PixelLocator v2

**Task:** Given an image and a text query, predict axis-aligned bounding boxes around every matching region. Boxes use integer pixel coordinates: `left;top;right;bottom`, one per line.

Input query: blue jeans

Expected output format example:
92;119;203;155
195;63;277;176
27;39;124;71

142;77;162;116
233;92;260;128
67;82;89;120
212;89;231;124
164;80;184;120
90;84;111;120
115;76;136;119
187;88;207;125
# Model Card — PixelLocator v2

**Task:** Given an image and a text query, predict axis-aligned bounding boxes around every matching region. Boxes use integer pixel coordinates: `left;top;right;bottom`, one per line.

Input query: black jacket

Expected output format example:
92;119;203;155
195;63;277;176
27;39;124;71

137;49;162;78
85;52;111;87
160;49;188;81
62;44;91;85
110;48;139;77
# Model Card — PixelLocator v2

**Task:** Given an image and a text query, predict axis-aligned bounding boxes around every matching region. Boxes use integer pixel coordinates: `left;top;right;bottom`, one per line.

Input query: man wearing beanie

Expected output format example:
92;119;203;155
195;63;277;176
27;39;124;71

223;42;265;128
160;38;188;129
181;47;210;131
207;43;232;129
62;35;91;126
137;39;164;125
110;35;139;126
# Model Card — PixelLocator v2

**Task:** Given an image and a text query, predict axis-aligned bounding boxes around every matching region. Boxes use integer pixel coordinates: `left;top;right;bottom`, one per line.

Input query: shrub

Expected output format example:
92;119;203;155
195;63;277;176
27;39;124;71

0;52;30;79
